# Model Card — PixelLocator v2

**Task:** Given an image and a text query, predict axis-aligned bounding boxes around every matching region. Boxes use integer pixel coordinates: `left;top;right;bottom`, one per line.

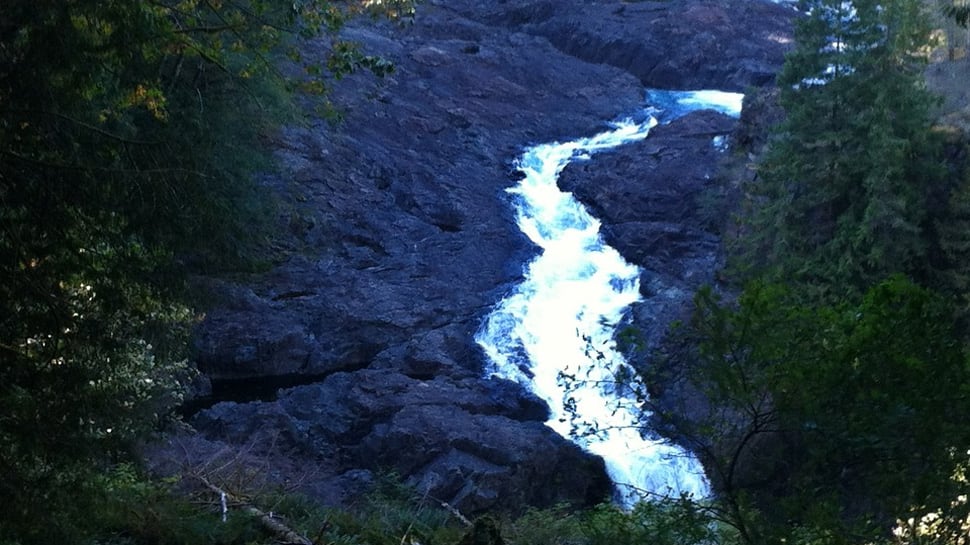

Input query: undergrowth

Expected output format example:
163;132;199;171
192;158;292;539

54;466;726;545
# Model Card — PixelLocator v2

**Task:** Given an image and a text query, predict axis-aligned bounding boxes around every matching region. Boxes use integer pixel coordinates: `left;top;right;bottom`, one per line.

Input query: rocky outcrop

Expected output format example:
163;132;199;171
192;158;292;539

176;0;795;515
193;10;651;384
190;370;610;511
447;0;797;91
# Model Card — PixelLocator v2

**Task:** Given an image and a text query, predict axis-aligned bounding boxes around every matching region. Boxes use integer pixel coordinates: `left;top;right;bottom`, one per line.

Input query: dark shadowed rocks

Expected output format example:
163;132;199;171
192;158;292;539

191;370;609;511
446;0;796;91
176;0;794;515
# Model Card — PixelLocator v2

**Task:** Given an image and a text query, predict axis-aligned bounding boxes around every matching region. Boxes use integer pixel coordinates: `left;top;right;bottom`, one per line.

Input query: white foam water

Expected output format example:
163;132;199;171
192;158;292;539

476;90;743;505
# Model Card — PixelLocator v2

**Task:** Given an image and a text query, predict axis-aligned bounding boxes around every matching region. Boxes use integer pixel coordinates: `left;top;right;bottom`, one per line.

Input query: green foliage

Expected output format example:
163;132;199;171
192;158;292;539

312;474;463;545
91;464;265;545
503;503;583;545
0;469;737;545
684;278;970;544
932;154;970;331
0;463;273;544
942;0;970;26
91;469;463;545
457;517;505;545
0;237;194;542
0;0;412;542
889;456;970;545
741;0;945;301
683;3;970;544
505;500;722;545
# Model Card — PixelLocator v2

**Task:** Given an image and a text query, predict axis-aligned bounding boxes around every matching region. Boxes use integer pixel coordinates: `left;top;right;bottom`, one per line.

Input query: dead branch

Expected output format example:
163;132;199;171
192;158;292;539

197;474;313;545
437;500;472;528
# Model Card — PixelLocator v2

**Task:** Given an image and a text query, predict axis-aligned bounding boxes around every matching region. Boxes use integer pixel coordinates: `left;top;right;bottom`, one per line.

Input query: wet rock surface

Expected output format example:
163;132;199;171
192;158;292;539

174;0;794;514
559;110;739;350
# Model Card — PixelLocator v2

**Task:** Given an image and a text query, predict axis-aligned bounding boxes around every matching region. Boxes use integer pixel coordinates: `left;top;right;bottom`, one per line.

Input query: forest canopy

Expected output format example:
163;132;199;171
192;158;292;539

678;0;970;543
0;1;411;542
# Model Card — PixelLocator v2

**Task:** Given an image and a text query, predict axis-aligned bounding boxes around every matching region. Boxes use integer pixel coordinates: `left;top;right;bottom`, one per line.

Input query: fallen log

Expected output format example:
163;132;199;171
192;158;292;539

197;475;313;545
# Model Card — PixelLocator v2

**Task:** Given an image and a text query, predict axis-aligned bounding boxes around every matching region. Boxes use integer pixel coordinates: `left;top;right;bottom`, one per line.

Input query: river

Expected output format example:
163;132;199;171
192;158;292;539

476;89;743;505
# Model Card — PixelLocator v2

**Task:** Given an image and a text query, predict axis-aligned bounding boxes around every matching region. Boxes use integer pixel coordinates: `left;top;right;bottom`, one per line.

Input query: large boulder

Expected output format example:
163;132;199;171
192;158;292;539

191;370;610;512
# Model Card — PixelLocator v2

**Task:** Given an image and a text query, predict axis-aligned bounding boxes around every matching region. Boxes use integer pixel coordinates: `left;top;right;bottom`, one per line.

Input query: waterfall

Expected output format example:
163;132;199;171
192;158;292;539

475;90;742;506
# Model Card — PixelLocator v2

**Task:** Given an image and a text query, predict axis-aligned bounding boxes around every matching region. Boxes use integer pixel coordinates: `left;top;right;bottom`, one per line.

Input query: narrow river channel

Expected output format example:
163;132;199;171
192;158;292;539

476;89;743;505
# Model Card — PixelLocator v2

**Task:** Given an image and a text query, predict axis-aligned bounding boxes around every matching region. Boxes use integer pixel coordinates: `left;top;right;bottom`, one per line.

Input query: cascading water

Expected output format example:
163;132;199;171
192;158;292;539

476;90;743;506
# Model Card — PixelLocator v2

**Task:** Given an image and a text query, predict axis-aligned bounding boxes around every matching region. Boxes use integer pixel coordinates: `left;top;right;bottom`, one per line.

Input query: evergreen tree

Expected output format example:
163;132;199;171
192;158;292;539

746;0;943;301
942;0;970;26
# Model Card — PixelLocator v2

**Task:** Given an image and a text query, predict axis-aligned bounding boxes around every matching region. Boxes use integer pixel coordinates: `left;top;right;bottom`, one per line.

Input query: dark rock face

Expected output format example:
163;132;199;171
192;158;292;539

447;0;797;91
178;0;794;515
192;370;610;511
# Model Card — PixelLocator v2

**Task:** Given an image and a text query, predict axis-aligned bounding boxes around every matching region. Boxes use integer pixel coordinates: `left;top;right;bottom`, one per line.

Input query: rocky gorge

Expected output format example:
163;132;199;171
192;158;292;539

156;0;797;515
